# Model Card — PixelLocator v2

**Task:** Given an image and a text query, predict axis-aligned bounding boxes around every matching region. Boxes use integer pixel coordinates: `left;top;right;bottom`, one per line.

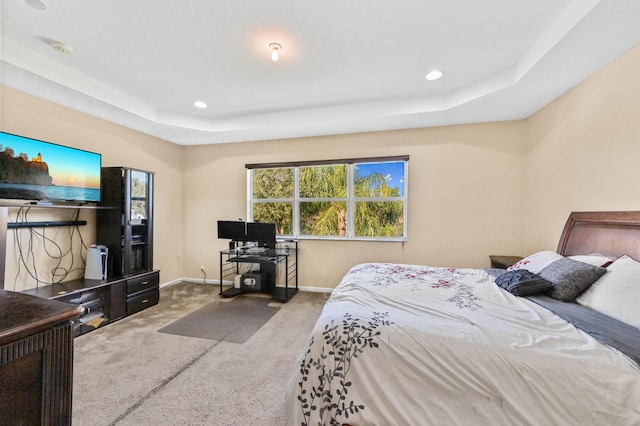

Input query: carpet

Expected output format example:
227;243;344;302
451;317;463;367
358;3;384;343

158;295;280;343
72;282;330;425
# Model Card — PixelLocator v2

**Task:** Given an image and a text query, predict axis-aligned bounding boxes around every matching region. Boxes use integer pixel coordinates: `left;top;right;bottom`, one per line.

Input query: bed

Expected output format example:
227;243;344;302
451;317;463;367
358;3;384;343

285;211;640;425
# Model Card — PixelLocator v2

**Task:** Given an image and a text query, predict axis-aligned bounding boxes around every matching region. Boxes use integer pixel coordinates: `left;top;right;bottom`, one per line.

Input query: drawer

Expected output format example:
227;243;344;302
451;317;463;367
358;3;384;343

126;288;159;316
126;272;159;296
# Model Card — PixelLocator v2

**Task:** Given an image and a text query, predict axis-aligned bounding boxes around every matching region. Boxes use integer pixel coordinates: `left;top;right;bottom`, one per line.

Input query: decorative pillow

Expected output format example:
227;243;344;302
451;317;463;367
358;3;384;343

538;257;607;301
494;270;553;296
568;254;613;267
507;251;563;274
576;255;640;329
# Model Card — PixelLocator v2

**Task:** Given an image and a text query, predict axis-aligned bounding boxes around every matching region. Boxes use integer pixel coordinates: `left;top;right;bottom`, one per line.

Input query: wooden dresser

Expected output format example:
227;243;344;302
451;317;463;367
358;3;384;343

0;290;83;425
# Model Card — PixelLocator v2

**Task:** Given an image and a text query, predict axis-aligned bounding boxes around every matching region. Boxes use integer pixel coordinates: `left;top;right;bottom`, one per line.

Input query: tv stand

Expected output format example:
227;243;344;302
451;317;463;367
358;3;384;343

22;270;160;336
219;240;298;302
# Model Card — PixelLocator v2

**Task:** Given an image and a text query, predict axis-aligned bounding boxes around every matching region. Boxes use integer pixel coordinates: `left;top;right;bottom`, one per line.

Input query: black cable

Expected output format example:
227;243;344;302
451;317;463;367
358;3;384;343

33;226;65;282
11;206;89;288
13;207;42;288
45;208;86;283
72;208;89;264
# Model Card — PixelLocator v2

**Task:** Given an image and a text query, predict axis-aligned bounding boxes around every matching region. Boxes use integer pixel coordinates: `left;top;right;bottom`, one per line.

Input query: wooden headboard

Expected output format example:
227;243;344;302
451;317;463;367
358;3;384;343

557;211;640;260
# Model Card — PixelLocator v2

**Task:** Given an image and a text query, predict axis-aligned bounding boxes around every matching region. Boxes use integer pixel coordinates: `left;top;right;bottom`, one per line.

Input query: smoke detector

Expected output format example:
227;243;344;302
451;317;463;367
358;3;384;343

49;41;73;54
21;0;47;10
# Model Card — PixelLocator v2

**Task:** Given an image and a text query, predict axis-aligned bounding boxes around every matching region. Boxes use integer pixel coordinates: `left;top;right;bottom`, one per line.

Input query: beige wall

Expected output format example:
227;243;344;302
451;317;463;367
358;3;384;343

1;86;185;291
184;122;526;289
2;41;639;292
523;43;640;254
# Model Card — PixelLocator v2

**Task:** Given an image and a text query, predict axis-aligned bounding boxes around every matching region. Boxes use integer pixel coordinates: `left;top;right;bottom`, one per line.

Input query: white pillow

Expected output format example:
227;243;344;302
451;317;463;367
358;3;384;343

576;255;640;329
568;254;613;267
508;251;563;274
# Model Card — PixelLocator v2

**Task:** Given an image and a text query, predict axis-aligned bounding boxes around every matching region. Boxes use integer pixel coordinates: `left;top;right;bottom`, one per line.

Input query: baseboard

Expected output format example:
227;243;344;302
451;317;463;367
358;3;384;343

164;278;334;294
159;278;187;288
163;277;219;287
296;285;333;293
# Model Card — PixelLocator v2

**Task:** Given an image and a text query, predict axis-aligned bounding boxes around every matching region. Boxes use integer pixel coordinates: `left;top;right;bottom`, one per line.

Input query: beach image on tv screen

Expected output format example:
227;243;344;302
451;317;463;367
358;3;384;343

0;132;101;202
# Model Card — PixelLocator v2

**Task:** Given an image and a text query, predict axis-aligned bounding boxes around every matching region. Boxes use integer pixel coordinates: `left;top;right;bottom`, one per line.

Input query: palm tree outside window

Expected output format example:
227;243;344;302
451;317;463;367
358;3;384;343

247;156;407;241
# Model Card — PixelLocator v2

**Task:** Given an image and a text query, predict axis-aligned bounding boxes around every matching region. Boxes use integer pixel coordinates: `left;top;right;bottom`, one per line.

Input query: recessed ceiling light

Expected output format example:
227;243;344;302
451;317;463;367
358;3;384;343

193;101;208;109
425;70;443;81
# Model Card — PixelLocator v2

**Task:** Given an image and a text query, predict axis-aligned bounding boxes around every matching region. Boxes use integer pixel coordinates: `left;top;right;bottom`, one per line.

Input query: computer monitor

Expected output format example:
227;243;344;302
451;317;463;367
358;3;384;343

246;222;276;248
217;220;246;241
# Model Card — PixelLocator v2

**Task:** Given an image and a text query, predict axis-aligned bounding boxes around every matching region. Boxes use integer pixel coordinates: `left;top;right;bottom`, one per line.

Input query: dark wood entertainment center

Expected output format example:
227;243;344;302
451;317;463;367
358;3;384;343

0;167;159;422
2;167;160;336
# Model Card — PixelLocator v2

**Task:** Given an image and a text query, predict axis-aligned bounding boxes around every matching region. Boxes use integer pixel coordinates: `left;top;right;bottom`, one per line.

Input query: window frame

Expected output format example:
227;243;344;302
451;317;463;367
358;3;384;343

247;156;408;242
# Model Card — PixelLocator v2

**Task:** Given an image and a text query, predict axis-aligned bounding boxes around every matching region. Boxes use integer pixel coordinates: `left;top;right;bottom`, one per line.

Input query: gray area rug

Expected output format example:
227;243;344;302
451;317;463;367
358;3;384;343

158;296;280;343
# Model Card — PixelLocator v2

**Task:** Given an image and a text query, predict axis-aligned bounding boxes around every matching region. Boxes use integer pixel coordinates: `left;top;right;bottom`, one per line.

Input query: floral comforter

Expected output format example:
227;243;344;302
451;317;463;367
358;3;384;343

285;263;640;426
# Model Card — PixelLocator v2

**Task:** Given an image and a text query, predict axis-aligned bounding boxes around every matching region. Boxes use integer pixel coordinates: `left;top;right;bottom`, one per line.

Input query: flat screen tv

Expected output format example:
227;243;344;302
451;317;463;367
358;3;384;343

0;131;101;204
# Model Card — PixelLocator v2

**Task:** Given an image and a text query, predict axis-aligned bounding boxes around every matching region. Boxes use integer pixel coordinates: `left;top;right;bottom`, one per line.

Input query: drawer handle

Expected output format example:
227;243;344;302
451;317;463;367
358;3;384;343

141;281;149;286
142;299;149;304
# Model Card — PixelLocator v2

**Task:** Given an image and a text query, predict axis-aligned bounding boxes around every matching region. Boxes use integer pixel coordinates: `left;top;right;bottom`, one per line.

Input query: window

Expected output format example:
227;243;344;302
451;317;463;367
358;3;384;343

247;156;407;241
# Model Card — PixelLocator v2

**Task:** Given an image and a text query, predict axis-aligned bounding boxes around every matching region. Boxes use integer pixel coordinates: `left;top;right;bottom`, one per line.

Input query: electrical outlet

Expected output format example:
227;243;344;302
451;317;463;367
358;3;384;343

200;264;205;271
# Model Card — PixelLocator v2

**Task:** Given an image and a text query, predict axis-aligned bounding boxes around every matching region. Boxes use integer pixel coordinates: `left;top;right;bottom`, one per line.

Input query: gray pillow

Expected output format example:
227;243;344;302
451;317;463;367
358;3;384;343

538;257;607;301
495;270;553;296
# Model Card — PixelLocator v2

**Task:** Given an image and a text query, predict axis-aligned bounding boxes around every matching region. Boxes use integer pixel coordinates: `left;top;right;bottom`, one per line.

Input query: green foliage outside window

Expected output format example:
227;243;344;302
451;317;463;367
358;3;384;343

252;168;293;198
251;168;294;235
253;202;293;235
299;165;347;236
250;160;406;240
130;171;148;220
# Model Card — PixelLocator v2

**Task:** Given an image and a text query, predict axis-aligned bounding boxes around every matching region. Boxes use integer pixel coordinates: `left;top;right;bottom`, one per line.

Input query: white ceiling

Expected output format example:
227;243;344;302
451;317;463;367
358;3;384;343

1;0;639;146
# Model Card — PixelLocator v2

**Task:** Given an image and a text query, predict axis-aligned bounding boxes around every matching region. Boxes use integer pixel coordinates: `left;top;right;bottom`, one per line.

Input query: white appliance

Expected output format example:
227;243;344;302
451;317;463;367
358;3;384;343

85;245;108;280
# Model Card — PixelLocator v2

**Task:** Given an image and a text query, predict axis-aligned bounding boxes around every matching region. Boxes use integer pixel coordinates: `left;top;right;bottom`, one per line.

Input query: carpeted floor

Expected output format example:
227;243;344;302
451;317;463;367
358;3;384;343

72;282;330;425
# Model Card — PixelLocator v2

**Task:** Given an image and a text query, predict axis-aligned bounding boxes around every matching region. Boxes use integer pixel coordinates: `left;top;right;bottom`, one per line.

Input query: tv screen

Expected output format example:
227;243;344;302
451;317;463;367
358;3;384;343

217;220;246;241
0;131;101;204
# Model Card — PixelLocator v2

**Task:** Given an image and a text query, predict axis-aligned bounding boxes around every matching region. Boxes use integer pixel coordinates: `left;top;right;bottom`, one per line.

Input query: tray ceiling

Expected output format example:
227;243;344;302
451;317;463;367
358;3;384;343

1;0;640;145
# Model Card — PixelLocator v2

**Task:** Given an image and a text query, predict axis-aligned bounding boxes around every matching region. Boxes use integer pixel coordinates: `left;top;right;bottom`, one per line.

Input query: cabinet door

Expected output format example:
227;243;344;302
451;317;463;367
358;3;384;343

97;168;126;278
128;170;153;273
109;280;127;320
130;170;148;222
98;167;154;278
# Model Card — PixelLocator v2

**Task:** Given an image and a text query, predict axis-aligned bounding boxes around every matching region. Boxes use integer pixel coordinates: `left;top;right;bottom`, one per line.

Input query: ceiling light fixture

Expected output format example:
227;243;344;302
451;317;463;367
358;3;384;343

193;101;208;109
425;70;443;81
269;43;282;62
